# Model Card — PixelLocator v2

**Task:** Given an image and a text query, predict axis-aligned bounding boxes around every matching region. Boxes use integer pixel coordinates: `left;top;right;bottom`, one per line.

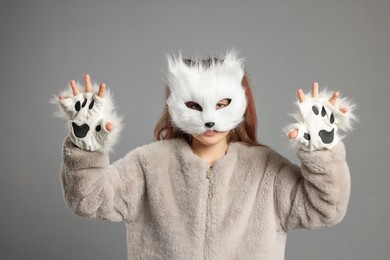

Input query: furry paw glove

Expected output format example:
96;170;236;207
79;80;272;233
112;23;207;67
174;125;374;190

287;90;356;151
55;83;122;152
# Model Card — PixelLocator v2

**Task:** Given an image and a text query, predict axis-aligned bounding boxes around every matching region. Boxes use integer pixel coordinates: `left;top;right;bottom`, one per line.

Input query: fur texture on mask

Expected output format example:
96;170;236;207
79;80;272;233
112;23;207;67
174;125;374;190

165;50;247;135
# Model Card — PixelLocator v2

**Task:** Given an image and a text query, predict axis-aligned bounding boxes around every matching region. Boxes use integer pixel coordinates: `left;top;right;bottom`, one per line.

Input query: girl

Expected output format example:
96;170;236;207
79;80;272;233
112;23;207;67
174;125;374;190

56;51;355;259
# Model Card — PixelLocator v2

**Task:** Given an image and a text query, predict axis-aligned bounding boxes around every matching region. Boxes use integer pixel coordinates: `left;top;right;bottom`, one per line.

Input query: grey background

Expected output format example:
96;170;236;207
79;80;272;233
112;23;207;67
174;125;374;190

1;0;389;259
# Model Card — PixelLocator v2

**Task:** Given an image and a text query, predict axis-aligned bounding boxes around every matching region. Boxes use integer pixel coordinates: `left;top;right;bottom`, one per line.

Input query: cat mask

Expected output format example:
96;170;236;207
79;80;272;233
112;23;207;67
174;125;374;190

166;51;247;135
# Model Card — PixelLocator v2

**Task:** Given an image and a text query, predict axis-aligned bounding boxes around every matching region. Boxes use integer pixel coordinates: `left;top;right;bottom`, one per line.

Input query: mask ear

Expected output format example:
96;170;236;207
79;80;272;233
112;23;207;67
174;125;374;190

220;50;245;83
165;53;194;101
166;53;182;77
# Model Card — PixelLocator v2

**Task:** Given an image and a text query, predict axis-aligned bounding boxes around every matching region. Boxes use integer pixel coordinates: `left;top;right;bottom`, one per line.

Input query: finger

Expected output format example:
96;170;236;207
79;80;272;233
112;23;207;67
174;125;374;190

70;80;80;96
98;83;106;98
288;129;298;139
312;82;319;98
340;107;348;113
59;95;66;100
329;91;340;105
298;89;306;102
105;122;114;132
85;74;93;93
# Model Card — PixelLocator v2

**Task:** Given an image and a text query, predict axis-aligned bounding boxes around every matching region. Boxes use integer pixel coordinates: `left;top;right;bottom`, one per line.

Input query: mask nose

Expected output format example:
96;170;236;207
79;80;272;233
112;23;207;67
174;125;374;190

204;122;215;128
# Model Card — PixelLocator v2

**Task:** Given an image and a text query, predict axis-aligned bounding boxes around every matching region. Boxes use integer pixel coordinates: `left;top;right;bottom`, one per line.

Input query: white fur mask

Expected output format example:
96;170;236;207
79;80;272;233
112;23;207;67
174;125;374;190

166;51;247;135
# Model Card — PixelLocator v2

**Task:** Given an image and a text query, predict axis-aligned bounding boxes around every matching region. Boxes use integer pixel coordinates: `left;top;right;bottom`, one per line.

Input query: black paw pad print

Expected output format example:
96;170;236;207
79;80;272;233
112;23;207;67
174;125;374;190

71;98;100;138
75;98;95;112
307;105;335;144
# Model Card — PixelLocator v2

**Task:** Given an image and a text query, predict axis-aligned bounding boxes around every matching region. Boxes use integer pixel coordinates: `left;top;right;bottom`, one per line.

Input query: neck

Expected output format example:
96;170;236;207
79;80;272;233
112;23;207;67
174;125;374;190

191;138;228;166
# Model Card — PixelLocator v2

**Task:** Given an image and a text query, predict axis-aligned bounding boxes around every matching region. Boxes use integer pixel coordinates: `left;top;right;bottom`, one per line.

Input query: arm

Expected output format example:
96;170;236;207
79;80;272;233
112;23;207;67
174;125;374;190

61;137;145;222
276;82;355;231
56;74;143;222
274;142;350;232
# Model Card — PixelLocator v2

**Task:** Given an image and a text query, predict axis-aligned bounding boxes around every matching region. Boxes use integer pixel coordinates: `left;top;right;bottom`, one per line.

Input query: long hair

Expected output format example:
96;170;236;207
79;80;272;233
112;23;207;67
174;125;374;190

154;64;261;146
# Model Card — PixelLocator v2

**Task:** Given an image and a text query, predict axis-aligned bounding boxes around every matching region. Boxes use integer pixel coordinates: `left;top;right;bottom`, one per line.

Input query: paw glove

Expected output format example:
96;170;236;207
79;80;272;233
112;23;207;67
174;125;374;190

287;90;356;151
55;83;122;152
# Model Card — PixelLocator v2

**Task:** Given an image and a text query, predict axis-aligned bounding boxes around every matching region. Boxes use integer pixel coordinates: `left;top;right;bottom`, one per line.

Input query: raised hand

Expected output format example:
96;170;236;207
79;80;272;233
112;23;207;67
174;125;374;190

288;82;348;139
286;82;356;151
59;74;113;132
56;74;122;151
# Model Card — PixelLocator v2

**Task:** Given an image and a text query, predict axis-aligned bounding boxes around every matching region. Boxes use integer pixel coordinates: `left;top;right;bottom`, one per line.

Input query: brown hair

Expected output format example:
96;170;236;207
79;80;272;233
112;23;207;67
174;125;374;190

154;61;261;146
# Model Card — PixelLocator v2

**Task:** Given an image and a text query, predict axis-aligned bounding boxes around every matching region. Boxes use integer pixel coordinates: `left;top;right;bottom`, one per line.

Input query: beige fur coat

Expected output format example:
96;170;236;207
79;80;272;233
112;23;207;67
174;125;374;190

61;137;350;259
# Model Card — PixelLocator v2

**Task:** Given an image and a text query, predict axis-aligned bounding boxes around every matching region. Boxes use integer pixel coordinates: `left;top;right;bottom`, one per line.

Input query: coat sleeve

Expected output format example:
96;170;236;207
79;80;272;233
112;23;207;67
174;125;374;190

273;142;351;232
60;137;145;222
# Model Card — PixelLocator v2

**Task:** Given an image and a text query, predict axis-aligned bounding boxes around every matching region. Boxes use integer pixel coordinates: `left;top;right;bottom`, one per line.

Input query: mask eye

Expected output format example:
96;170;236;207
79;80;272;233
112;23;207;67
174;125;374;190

216;98;231;110
185;101;203;111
